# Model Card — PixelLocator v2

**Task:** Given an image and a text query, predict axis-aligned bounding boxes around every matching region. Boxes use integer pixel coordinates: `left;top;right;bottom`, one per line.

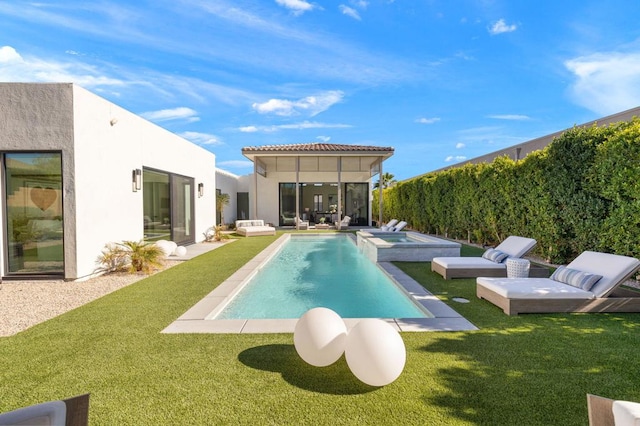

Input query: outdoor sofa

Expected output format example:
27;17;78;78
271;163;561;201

431;236;538;279
587;394;640;426
235;220;276;237
0;393;89;426
476;251;640;315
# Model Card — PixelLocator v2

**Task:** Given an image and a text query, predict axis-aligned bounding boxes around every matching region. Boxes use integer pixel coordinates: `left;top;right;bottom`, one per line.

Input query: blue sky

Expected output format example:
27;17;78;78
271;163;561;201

2;1;640;180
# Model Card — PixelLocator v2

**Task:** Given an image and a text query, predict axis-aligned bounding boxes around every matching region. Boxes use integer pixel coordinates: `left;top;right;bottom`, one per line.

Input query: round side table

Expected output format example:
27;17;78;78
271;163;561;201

506;258;530;278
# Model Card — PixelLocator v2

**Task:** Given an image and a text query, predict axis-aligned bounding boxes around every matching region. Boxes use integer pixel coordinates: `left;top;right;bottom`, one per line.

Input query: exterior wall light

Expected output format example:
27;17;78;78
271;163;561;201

198;183;204;198
132;169;142;192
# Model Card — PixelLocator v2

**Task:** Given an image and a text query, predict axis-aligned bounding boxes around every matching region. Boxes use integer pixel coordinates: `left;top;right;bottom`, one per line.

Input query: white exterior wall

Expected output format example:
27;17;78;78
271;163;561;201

0;83;77;278
0;83;216;280
72;85;216;279
215;170;238;226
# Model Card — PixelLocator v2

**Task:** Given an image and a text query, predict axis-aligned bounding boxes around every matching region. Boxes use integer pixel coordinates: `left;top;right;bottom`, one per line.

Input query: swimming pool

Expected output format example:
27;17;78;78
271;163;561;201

164;235;477;334
212;235;428;319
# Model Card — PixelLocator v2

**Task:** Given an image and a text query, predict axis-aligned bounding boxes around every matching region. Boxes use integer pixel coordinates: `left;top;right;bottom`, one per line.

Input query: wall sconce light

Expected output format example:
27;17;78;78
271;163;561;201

132;169;142;192
198;183;204;198
110;118;118;126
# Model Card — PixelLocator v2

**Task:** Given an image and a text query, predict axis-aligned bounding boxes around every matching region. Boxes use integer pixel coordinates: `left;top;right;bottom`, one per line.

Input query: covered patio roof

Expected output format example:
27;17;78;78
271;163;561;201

242;143;394;179
241;143;394;228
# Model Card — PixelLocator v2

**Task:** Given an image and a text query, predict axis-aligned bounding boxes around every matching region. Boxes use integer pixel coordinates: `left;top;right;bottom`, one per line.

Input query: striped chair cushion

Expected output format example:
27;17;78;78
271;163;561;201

482;248;509;263
550;266;602;291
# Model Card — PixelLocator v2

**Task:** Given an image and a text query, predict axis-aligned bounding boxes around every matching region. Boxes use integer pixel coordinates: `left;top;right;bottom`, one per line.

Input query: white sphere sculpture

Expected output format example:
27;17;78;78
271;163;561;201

155;240;177;257
175;246;187;257
345;319;406;386
294;307;347;367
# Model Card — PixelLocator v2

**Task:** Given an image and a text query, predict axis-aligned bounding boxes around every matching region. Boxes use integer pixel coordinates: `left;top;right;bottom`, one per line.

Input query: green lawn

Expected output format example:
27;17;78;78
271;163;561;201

1;234;639;425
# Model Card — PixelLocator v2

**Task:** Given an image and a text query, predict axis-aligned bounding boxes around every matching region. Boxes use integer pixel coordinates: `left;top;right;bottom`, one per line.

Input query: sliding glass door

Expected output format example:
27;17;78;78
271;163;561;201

278;182;369;226
143;169;194;245
4;152;64;276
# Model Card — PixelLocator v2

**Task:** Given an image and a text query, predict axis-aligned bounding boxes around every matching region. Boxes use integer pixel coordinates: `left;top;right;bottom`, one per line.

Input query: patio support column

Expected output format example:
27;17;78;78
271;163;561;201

253;160;258;220
295;156;300;230
337;157;342;230
378;157;383;227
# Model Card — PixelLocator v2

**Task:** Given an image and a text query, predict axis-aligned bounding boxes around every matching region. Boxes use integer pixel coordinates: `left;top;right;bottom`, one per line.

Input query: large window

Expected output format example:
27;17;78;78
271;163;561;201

4;152;64;276
143;169;194;245
278;182;369;226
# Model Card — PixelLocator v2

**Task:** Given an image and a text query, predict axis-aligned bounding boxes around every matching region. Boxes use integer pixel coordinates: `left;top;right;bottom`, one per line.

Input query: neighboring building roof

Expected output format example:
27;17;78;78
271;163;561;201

429;105;640;175
241;143;394;155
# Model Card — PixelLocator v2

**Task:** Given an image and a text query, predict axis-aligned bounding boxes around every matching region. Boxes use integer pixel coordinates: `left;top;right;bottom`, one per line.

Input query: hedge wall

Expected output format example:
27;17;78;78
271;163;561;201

374;118;640;263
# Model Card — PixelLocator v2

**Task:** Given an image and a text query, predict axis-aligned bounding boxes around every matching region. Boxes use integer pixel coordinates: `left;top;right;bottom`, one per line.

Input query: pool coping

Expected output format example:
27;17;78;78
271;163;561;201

162;233;478;334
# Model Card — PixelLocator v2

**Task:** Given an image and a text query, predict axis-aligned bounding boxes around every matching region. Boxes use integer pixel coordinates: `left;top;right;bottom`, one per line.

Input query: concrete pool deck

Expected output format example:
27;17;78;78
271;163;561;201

162;233;478;334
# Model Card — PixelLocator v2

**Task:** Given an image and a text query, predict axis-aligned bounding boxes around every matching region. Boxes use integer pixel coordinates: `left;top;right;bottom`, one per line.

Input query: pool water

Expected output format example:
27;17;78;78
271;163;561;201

215;235;428;319
378;236;412;243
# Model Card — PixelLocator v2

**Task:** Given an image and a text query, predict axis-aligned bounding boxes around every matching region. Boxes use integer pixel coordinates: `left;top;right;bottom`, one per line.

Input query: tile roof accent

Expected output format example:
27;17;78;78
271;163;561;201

241;143;394;153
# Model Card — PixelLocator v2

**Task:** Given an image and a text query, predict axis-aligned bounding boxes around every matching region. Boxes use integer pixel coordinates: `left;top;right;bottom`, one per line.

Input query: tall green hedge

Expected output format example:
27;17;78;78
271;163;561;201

375;118;640;263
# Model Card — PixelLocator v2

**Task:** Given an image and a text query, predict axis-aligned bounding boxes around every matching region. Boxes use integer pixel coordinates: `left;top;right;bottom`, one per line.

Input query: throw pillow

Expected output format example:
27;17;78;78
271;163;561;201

482;248;509;263
550;266;602;292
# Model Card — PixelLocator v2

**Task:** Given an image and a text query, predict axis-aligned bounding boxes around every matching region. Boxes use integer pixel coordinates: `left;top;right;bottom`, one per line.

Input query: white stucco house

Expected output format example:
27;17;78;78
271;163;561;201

0;83;216;280
239;143;394;228
0;83;395;281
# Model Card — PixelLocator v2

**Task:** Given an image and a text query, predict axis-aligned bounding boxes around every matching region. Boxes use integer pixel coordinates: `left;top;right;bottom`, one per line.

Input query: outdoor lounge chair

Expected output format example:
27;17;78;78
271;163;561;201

0;393;89;426
431;236;537;279
476;251;640;315
381;219;398;231
392;221;407;232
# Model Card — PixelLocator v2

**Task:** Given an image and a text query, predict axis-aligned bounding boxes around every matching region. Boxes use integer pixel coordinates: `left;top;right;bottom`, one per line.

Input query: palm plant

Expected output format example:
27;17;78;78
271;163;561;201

97;240;164;274
216;192;230;227
373;172;396;189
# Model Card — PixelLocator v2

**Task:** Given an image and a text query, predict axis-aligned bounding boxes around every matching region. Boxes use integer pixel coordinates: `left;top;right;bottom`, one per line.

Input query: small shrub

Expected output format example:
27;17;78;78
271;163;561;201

203;225;229;242
97;240;164;274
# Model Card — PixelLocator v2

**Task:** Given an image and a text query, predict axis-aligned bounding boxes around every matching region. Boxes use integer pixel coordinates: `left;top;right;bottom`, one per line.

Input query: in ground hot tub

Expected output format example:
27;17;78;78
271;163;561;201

357;231;461;262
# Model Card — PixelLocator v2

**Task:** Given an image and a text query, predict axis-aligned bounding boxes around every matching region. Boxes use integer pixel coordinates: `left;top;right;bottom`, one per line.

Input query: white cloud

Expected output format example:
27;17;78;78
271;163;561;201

456;143;465;149
565;52;640;115
489;19;517;35
0;45;125;89
340;5;361;20
179;131;221;145
252;90;344;117
415;117;441;124
275;0;316;15
445;155;467;162
237;121;352;132
140;107;199;123
487;114;531;121
317;135;331;142
0;45;22;62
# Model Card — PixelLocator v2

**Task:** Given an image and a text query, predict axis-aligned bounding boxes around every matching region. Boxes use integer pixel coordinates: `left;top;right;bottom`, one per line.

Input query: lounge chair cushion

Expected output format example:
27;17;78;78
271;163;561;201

482;248;509;263
495;236;537;258
476;277;595;300
434;257;509;270
550;266;602;292
381;219;398;231
613;400;640;426
564;251;640;298
393;221;407;232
